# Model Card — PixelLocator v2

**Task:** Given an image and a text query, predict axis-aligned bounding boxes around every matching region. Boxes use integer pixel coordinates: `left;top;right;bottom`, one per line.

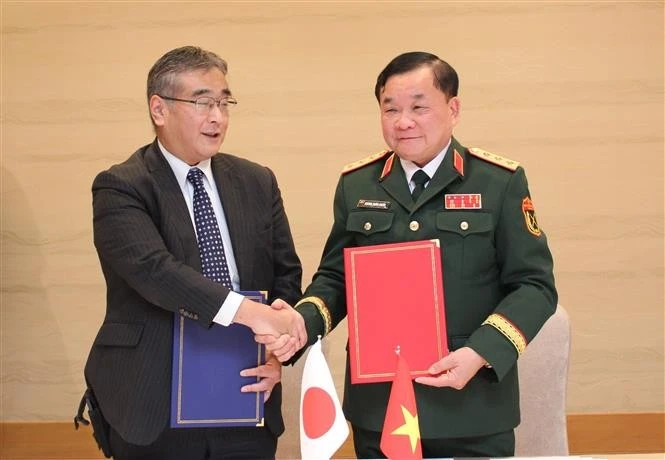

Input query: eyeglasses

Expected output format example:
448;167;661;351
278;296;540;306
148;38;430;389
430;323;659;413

158;95;238;113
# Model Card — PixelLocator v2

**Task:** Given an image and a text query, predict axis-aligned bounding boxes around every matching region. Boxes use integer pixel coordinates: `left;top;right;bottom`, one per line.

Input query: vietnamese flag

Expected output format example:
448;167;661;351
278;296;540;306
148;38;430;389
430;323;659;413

380;353;423;459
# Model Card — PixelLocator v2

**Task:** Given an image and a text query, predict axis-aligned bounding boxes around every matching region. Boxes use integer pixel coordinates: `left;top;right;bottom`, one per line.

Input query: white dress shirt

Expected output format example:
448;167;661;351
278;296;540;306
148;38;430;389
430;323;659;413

399;139;451;192
159;141;243;326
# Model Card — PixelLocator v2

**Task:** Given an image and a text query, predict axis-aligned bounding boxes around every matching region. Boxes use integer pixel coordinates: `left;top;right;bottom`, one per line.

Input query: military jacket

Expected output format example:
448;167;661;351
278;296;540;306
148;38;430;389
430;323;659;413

298;137;557;438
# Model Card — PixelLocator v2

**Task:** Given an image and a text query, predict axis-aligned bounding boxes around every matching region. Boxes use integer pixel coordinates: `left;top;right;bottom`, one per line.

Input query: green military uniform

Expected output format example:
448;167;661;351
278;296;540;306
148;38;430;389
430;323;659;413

296;137;557;439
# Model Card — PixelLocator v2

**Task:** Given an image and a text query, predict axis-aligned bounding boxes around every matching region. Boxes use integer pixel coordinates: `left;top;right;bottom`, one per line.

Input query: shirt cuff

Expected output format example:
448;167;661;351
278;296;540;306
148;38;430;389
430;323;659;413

212;291;244;326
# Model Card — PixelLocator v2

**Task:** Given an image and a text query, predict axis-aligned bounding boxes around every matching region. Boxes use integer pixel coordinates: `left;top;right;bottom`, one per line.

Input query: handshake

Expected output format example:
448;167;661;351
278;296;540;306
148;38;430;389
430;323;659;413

233;297;307;362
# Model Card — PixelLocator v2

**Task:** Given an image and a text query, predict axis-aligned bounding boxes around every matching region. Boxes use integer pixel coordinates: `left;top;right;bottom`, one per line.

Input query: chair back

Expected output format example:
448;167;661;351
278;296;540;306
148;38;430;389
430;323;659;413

515;304;572;456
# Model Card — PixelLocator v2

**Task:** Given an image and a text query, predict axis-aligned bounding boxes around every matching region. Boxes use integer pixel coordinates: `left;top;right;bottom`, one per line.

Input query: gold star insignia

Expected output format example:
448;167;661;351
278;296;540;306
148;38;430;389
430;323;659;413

391;405;421;453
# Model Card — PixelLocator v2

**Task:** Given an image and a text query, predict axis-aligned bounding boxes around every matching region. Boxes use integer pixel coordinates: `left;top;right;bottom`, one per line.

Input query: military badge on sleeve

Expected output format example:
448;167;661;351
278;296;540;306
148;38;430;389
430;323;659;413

522;197;541;237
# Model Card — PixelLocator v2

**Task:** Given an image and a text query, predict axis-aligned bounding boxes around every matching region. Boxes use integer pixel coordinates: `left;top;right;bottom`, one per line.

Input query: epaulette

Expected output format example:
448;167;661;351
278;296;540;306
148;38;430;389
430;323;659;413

341;150;391;175
468;147;519;172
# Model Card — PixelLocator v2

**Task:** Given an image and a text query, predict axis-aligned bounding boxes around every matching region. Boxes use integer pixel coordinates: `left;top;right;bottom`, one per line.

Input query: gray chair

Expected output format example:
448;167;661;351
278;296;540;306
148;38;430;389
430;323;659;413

514;304;572;456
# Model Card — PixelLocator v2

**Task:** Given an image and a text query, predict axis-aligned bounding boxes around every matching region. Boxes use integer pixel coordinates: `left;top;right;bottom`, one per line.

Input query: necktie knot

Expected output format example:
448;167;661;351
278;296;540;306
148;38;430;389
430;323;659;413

187;167;205;187
411;170;430;201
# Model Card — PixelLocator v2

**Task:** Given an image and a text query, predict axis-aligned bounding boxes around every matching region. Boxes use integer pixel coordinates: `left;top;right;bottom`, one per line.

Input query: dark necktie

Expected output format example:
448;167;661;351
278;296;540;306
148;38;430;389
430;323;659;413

411;169;430;202
187;167;232;288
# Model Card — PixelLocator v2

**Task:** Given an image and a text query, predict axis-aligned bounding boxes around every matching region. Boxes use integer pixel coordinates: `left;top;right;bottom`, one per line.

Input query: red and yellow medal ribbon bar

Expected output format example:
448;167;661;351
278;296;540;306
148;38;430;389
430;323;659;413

445;193;482;209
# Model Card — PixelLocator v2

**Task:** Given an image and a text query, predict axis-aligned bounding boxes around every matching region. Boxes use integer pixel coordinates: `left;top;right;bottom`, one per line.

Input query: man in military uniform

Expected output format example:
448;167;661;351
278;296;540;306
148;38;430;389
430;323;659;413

268;51;558;458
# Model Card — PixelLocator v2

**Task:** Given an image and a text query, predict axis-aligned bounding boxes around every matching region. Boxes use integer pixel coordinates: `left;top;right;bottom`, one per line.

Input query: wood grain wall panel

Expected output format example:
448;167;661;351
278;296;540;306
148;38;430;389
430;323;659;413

2;2;663;459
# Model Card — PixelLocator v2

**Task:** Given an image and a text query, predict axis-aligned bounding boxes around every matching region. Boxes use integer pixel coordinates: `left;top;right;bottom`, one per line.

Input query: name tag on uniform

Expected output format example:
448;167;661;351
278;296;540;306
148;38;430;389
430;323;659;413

445;194;482;209
357;199;391;210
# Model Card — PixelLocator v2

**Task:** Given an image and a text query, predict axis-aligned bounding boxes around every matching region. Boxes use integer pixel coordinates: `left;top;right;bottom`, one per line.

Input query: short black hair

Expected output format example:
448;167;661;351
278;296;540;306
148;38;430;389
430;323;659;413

374;51;459;101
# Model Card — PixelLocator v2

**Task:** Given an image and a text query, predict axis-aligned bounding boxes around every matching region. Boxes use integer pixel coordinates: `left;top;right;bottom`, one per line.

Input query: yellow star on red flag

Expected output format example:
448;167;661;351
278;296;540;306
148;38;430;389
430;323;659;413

380;354;423;459
391;404;421;453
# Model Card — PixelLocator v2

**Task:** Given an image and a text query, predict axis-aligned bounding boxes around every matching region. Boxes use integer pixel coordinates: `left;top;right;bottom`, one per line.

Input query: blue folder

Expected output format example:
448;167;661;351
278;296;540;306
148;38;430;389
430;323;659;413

170;291;266;428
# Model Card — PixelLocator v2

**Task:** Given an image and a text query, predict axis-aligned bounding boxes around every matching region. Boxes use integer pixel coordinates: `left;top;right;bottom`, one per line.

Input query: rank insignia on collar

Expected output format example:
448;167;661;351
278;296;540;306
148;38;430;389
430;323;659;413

522;197;542;236
453;149;464;176
445;194;482;209
379;152;396;181
357;199;391;210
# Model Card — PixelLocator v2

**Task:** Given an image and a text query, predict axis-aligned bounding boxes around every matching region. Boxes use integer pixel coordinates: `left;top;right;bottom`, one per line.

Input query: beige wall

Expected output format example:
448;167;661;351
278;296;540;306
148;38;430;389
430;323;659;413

1;1;663;457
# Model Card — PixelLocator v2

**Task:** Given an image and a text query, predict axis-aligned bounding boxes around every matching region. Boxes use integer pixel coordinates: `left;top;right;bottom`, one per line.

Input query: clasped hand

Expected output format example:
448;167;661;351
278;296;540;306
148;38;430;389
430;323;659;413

231;298;305;398
234;297;307;362
254;299;308;362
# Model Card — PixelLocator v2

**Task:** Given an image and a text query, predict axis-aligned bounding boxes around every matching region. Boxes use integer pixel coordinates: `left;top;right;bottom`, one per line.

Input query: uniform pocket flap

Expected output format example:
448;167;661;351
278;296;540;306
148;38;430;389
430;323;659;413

347;210;394;235
94;322;144;348
436;212;493;236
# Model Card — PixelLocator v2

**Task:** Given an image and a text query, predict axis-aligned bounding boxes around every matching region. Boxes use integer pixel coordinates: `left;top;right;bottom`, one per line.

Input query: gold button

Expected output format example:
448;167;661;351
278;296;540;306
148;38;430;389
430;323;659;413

460;221;469;231
363;222;372;231
409;221;420;231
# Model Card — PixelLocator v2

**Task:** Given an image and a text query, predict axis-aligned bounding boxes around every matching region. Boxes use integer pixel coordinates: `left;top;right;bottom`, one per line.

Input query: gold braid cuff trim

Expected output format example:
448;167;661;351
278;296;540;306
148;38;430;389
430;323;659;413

295;296;331;337
482;313;527;355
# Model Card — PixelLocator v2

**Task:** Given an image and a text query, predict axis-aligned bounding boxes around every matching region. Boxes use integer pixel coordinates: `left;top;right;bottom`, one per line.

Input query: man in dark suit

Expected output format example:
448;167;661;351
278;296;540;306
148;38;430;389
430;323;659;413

266;51;558;458
82;46;304;459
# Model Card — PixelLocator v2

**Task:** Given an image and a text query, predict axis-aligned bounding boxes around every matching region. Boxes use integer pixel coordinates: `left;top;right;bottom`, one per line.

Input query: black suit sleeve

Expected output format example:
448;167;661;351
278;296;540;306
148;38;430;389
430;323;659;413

93;166;227;325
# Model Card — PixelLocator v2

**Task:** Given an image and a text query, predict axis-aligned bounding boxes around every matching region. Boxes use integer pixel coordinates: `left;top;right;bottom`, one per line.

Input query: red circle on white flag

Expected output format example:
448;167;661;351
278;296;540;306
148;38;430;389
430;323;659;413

302;386;335;438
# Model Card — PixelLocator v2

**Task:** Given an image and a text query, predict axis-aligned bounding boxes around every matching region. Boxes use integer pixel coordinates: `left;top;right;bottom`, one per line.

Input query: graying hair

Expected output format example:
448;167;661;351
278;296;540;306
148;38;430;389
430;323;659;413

147;46;228;102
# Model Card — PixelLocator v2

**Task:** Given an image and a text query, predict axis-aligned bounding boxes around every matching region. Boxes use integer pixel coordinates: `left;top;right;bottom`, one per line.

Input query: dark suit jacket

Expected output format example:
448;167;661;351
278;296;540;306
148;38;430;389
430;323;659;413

297;137;557;438
84;140;302;446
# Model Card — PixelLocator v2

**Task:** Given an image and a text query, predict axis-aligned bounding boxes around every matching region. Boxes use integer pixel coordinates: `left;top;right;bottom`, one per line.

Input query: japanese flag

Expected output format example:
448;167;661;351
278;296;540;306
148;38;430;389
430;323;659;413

300;337;349;459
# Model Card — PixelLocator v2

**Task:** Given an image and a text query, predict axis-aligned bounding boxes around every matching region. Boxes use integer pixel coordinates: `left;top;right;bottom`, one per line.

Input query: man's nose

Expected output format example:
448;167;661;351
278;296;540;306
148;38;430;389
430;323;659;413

395;113;415;129
207;103;226;122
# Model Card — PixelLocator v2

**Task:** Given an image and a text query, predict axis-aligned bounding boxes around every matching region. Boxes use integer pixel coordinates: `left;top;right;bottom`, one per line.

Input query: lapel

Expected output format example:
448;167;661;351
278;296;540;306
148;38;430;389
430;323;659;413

209;154;252;286
412;137;466;212
144;140;200;267
379;138;467;213
379;158;414;211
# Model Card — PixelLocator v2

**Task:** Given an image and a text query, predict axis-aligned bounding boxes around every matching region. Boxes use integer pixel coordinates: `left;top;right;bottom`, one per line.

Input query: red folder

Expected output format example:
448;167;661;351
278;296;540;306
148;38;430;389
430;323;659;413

344;239;448;383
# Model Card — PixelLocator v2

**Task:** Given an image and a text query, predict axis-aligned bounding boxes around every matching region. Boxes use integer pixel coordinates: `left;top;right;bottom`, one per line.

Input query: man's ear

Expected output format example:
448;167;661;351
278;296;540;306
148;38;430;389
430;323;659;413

149;95;167;126
449;96;461;126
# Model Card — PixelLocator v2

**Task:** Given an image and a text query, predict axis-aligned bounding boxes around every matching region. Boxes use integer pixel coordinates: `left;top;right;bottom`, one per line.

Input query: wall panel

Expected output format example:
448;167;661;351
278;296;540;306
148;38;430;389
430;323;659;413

1;2;663;458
